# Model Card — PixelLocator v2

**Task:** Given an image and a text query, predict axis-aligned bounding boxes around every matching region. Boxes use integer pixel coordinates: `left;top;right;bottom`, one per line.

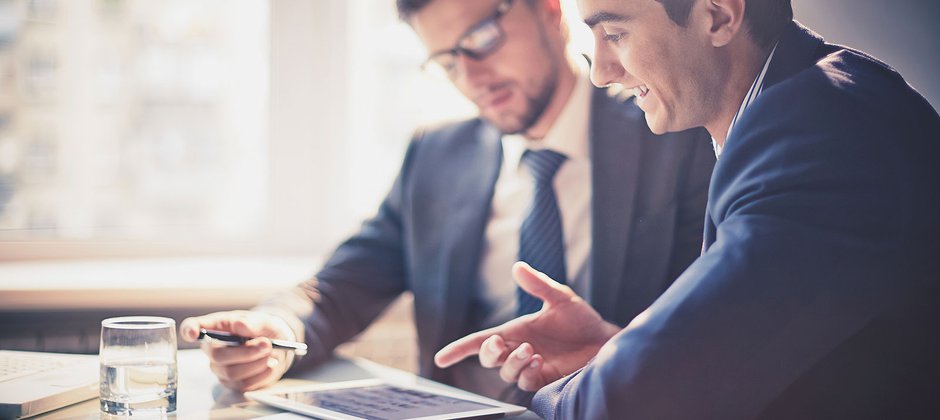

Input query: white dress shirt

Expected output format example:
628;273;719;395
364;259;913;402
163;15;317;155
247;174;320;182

449;60;595;400
476;60;593;328
713;43;779;158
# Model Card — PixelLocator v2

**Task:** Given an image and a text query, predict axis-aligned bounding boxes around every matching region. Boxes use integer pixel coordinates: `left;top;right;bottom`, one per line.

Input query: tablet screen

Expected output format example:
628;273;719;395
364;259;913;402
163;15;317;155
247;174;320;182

275;384;497;420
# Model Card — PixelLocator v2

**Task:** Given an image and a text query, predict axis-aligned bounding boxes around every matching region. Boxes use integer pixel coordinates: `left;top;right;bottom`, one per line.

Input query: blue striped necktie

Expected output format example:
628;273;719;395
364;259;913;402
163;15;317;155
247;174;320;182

517;149;568;316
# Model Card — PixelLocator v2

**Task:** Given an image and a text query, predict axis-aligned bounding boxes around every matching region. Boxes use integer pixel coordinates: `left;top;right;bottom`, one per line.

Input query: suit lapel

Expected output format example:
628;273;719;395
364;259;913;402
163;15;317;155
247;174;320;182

435;122;503;346
589;89;646;320
705;21;824;252
762;21;825;95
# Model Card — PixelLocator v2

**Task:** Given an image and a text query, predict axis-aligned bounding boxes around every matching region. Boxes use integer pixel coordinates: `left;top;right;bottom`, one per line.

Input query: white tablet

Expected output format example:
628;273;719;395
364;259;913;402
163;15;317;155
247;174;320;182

245;379;527;420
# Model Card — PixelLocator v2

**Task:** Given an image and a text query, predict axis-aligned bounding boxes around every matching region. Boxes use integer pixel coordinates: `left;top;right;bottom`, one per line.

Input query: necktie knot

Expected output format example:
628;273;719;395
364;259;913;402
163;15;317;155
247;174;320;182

521;149;567;185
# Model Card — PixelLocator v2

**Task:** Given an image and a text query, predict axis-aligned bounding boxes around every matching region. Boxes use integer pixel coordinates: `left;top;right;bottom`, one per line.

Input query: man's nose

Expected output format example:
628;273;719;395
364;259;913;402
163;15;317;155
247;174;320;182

589;45;627;88
452;53;493;89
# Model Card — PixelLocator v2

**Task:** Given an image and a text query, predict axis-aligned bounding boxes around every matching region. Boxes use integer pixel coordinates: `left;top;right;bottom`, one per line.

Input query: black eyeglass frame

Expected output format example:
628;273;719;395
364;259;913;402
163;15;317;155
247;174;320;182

420;0;515;76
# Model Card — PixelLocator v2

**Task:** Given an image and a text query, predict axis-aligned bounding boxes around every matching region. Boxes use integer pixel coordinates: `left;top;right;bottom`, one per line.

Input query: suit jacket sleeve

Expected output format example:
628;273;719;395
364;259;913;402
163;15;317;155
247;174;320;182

254;133;423;369
532;68;940;419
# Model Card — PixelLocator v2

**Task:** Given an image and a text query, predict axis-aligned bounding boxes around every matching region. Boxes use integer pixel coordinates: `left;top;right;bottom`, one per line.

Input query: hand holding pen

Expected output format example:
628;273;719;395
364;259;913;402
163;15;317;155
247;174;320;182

179;310;303;392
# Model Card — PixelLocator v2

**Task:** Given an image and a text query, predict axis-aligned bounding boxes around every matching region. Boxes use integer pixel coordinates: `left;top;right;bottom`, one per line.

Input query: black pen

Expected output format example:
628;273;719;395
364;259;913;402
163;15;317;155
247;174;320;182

198;328;308;356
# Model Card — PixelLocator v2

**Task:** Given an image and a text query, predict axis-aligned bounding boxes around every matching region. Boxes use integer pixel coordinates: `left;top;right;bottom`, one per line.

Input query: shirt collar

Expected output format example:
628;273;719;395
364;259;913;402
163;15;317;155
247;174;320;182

503;56;592;171
712;42;779;158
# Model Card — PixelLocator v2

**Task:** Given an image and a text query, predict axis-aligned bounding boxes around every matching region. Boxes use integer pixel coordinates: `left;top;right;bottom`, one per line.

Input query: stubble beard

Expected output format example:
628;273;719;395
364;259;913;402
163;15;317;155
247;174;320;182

488;22;560;135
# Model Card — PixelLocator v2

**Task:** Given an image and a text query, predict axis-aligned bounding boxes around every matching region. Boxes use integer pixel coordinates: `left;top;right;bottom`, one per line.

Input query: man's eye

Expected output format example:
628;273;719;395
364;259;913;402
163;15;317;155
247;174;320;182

603;32;626;43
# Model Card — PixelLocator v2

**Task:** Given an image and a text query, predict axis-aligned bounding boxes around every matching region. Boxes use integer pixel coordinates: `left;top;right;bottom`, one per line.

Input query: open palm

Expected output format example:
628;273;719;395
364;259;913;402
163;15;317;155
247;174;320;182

435;262;620;389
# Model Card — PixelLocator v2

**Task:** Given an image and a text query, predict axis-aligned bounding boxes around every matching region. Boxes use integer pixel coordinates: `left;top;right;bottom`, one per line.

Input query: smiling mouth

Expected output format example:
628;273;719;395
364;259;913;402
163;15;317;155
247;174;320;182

631;85;650;98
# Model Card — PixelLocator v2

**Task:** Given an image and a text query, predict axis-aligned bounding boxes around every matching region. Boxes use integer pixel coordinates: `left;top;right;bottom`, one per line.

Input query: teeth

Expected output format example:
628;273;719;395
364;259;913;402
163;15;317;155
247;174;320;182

632;85;650;97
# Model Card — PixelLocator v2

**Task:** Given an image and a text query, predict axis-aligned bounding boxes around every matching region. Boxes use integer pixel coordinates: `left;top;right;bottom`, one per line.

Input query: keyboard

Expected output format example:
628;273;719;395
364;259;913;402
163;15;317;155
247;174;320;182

1;350;99;419
0;351;82;383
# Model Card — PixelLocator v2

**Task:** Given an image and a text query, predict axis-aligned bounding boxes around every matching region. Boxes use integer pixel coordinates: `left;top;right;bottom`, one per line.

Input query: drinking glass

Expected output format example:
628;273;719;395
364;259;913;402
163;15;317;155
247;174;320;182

99;316;178;416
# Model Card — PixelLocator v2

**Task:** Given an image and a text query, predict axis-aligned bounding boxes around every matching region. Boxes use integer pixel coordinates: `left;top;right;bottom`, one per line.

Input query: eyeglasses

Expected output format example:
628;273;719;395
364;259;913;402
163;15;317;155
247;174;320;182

421;0;514;79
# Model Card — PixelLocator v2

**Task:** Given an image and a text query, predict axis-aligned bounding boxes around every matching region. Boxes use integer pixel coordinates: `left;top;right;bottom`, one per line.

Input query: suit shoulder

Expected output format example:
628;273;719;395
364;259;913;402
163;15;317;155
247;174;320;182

718;45;940;196
406;118;493;155
760;46;931;126
415;118;484;140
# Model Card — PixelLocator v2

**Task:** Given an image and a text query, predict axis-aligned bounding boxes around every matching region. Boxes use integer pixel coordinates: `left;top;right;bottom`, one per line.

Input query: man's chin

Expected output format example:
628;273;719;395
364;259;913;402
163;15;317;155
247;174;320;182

644;114;670;135
483;114;529;135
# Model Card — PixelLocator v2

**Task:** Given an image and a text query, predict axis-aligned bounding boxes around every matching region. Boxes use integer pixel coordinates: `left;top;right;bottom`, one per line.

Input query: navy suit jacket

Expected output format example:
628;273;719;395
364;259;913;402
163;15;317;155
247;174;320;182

260;87;715;395
532;21;940;419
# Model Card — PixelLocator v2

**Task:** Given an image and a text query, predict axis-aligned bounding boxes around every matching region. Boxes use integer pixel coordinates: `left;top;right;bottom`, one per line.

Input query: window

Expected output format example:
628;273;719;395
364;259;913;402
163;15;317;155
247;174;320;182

0;0;593;261
0;0;269;257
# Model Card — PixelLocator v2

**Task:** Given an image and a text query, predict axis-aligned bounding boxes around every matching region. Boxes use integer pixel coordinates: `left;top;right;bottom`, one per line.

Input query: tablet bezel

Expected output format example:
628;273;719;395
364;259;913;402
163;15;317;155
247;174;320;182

245;378;527;420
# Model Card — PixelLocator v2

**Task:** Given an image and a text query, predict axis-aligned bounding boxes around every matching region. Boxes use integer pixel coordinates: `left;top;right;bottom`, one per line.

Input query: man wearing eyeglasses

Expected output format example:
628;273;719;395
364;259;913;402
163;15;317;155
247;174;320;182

180;0;714;402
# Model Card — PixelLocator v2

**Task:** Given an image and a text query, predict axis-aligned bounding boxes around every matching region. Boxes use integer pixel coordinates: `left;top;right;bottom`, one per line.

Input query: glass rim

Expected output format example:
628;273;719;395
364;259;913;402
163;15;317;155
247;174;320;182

101;316;176;329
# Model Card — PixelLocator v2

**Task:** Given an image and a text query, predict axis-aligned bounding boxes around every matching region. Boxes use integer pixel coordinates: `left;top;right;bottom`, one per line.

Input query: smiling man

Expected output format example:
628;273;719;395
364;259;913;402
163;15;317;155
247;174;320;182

434;0;940;417
179;0;715;403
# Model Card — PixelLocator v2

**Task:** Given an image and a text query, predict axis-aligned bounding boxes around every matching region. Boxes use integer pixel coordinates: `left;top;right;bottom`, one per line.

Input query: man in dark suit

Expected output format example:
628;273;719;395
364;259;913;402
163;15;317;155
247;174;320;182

178;0;714;401
436;0;940;417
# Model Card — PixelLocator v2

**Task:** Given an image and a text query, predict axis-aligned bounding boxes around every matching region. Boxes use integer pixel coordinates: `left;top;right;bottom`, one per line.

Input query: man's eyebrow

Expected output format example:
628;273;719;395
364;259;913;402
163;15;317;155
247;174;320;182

583;11;633;28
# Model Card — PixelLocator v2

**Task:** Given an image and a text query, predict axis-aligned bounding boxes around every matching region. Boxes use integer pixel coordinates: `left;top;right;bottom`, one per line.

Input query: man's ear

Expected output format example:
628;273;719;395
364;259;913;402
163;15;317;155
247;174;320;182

701;0;747;47
536;0;564;26
532;0;569;44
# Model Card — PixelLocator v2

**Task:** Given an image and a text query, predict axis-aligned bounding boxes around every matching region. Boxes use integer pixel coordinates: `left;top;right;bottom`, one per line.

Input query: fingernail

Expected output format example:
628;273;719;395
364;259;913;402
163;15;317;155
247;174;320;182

266;358;279;369
516;345;532;359
488;339;501;351
529;359;540;369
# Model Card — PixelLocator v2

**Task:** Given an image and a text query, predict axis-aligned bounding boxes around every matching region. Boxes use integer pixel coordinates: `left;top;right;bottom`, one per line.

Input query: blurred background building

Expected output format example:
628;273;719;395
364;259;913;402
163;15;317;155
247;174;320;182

0;0;269;244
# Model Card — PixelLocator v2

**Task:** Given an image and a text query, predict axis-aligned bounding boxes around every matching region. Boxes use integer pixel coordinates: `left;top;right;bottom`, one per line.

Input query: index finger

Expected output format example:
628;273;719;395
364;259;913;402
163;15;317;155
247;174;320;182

180;313;244;342
434;328;501;368
180;316;208;342
180;311;284;343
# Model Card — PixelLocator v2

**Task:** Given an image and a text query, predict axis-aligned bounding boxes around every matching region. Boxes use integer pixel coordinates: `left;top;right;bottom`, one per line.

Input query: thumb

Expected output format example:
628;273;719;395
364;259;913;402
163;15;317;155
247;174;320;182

513;261;575;307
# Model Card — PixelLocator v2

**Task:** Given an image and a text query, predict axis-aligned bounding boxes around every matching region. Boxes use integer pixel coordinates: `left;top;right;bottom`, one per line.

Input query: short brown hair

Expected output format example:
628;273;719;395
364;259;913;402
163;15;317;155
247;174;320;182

655;0;792;48
396;0;433;20
396;0;538;21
